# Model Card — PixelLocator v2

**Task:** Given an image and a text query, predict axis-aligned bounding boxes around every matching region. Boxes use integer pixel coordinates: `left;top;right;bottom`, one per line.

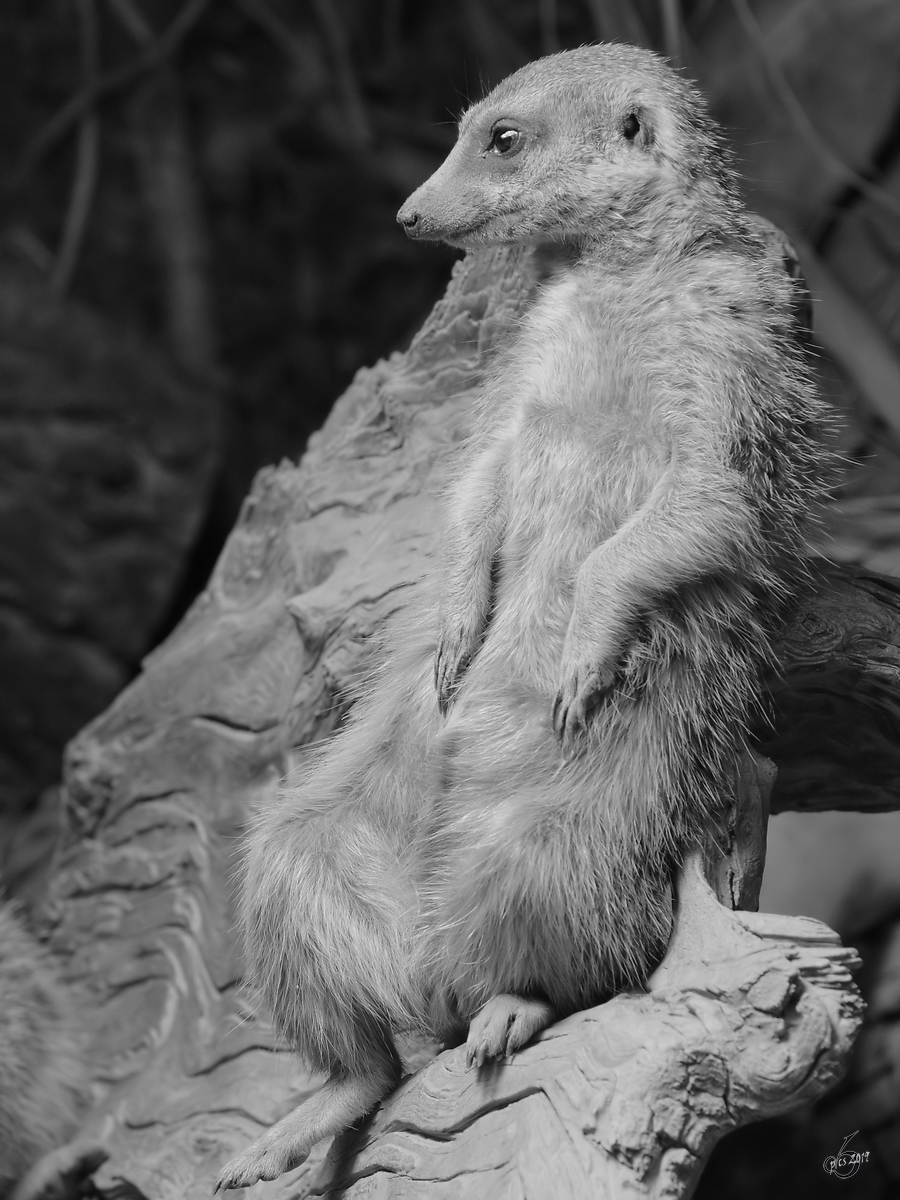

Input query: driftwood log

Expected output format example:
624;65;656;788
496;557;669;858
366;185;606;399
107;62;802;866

33;245;900;1199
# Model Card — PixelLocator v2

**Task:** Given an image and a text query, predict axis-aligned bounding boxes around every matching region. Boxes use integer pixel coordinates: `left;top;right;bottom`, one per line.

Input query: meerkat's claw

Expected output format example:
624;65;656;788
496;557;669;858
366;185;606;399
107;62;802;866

435;625;479;712
466;995;555;1068
215;1136;310;1193
553;659;618;744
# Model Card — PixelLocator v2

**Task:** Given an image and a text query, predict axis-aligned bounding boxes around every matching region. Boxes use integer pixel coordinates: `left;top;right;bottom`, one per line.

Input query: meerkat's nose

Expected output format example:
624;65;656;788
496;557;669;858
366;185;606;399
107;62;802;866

397;206;421;236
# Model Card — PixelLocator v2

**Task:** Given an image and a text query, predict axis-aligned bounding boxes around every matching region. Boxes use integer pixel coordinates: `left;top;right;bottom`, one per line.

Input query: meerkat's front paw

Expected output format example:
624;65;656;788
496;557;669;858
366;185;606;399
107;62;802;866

552;654;619;746
214;1131;310;1192
435;623;481;713
465;995;555;1067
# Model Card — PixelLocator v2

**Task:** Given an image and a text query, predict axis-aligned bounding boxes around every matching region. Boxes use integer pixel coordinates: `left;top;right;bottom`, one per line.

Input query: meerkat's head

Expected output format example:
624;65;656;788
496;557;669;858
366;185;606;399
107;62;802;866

397;44;733;249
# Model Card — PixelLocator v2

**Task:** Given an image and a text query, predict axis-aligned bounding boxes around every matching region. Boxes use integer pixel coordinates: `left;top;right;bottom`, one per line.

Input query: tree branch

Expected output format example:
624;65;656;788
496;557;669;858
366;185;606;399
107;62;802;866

9;0;214;192
49;0;101;300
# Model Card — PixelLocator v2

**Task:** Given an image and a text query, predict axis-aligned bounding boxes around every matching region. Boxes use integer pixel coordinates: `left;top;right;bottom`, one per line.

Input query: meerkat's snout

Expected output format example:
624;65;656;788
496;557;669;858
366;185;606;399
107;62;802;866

397;169;461;241
397;137;507;245
397;170;502;246
396;203;423;238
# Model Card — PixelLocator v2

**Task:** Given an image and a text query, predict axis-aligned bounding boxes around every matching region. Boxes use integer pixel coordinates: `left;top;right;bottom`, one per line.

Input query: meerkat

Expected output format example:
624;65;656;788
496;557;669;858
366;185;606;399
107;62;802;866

216;43;826;1190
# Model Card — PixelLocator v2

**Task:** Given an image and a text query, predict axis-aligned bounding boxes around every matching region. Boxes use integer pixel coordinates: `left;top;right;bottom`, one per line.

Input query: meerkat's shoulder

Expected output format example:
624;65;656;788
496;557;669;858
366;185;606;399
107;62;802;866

528;230;770;324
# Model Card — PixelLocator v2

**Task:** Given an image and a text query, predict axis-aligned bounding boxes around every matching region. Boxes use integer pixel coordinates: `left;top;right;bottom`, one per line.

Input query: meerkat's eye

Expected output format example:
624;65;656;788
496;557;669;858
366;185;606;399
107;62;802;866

487;123;522;156
622;113;641;141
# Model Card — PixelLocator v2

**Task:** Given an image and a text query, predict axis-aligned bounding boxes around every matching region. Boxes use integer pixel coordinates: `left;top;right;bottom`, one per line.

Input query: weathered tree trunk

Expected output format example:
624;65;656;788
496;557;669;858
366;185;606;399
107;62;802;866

34;245;894;1199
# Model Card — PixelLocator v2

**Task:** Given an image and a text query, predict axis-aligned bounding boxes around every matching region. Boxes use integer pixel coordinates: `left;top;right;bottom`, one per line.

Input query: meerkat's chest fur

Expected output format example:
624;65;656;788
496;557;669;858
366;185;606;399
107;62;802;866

481;250;751;595
512;253;744;436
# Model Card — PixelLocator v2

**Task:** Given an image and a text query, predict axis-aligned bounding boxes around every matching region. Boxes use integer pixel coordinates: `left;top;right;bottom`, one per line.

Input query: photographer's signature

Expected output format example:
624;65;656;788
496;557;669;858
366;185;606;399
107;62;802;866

823;1131;870;1179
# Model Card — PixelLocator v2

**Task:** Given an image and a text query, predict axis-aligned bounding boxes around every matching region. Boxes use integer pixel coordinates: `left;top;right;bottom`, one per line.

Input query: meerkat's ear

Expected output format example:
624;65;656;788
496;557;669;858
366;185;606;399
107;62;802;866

620;106;652;149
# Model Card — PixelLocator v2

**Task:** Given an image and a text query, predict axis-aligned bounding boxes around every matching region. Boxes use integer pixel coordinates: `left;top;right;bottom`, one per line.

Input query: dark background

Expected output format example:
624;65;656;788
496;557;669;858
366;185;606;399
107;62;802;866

1;1;900;1194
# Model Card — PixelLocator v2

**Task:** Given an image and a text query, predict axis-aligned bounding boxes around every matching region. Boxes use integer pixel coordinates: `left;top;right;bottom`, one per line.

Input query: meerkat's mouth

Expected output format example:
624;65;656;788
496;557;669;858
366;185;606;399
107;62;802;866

443;209;528;248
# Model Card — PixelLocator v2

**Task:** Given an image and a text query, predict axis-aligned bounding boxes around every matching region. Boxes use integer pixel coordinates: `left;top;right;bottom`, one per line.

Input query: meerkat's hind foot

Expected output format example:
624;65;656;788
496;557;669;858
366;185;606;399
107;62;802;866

465;994;555;1068
214;1116;309;1193
214;1045;401;1192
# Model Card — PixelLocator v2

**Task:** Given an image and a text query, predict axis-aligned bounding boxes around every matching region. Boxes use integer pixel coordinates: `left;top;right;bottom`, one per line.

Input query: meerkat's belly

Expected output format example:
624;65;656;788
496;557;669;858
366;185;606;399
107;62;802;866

472;411;658;692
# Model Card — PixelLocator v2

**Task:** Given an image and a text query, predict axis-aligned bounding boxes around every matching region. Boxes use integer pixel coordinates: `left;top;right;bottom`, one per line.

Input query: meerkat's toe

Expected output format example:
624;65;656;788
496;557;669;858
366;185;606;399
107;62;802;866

435;625;479;713
465;994;555;1067
503;996;555;1052
214;1135;310;1192
553;652;622;745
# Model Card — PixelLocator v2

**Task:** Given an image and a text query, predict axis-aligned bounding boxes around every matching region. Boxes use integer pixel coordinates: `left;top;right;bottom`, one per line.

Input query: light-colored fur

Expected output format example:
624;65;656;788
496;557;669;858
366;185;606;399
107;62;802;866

217;44;826;1189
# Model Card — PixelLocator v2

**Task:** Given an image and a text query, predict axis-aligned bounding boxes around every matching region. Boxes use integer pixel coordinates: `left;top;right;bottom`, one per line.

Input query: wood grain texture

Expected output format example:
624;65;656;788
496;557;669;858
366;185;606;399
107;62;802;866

34;244;886;1198
311;846;862;1200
